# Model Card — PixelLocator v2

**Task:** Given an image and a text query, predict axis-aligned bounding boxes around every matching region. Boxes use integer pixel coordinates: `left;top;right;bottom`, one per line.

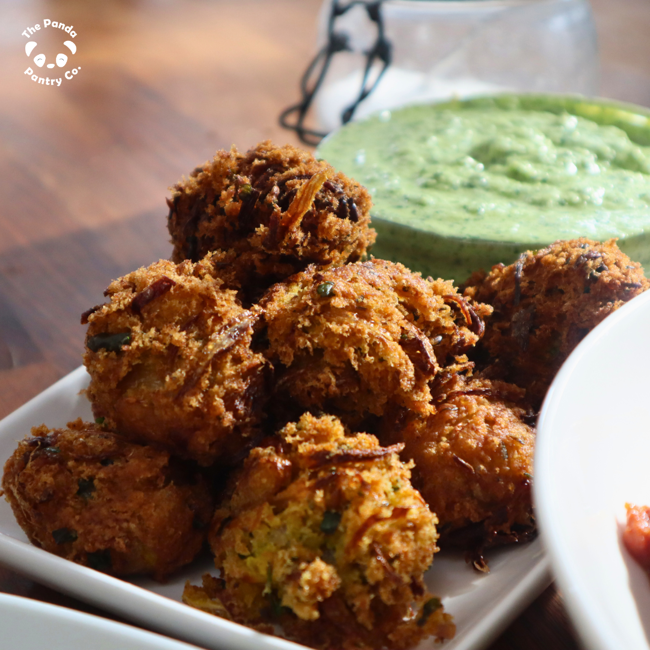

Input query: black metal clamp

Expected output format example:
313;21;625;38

279;0;392;146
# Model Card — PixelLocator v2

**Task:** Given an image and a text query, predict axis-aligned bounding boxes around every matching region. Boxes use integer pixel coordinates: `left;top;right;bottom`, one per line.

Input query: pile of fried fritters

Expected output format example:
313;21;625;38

3;141;648;650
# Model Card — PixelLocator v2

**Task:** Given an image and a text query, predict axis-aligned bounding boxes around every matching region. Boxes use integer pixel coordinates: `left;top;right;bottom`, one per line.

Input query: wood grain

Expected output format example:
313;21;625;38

0;0;648;648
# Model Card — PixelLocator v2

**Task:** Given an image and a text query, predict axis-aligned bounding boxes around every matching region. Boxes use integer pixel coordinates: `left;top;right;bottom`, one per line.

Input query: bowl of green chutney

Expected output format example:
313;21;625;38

316;94;650;283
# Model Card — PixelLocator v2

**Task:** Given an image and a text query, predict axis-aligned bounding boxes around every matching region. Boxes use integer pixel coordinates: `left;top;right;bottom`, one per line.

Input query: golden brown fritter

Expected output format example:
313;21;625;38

381;375;535;564
363;258;492;365
167;141;376;301
464;238;649;409
1;419;213;581
82;256;271;466
183;413;454;650
258;259;490;428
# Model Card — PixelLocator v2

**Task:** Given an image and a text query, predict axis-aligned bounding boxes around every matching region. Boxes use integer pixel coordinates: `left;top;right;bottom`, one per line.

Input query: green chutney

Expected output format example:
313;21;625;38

317;95;650;282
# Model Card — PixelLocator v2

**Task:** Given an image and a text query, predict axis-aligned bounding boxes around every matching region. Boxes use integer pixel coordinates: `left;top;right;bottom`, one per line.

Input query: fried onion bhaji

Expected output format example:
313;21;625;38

167;141;375;301
1;419;213;581
258;259;491;428
464;238;649;410
381;374;535;566
183;413;455;650
82;256;271;466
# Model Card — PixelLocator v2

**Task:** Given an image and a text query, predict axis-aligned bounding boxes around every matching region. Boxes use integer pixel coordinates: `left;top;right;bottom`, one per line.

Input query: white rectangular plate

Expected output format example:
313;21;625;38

0;367;550;650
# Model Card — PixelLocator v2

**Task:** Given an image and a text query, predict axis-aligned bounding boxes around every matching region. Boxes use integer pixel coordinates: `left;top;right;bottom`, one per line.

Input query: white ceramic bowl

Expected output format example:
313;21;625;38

536;289;650;650
0;593;202;650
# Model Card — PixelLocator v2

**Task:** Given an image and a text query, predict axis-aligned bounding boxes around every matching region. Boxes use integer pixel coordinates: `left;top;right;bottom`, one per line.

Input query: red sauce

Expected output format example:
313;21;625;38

623;504;650;572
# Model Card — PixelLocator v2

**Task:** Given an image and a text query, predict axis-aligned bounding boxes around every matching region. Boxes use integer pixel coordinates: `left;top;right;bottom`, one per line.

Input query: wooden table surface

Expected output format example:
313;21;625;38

0;0;648;648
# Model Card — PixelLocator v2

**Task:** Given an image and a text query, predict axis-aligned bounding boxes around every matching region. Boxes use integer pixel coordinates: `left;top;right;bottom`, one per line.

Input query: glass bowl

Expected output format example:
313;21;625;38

314;0;599;134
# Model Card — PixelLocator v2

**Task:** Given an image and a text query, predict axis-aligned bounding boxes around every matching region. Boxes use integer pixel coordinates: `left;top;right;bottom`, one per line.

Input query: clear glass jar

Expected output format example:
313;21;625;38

314;0;599;133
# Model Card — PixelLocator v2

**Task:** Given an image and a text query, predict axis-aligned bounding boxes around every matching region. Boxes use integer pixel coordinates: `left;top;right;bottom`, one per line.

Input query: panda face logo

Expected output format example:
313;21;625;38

25;40;76;69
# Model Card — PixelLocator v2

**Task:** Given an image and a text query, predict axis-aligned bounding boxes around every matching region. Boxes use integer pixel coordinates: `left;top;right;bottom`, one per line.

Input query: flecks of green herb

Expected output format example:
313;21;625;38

500;443;509;463
263;564;273;596
87;549;112;572
77;478;95;500
320;511;342;535
45;447;60;455
239;183;253;198
547;340;562;359
94;416;105;426
417;597;442;627
192;515;206;530
316;281;335;298
87;332;131;353
523;472;533;479
52;528;77;545
267;591;290;619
